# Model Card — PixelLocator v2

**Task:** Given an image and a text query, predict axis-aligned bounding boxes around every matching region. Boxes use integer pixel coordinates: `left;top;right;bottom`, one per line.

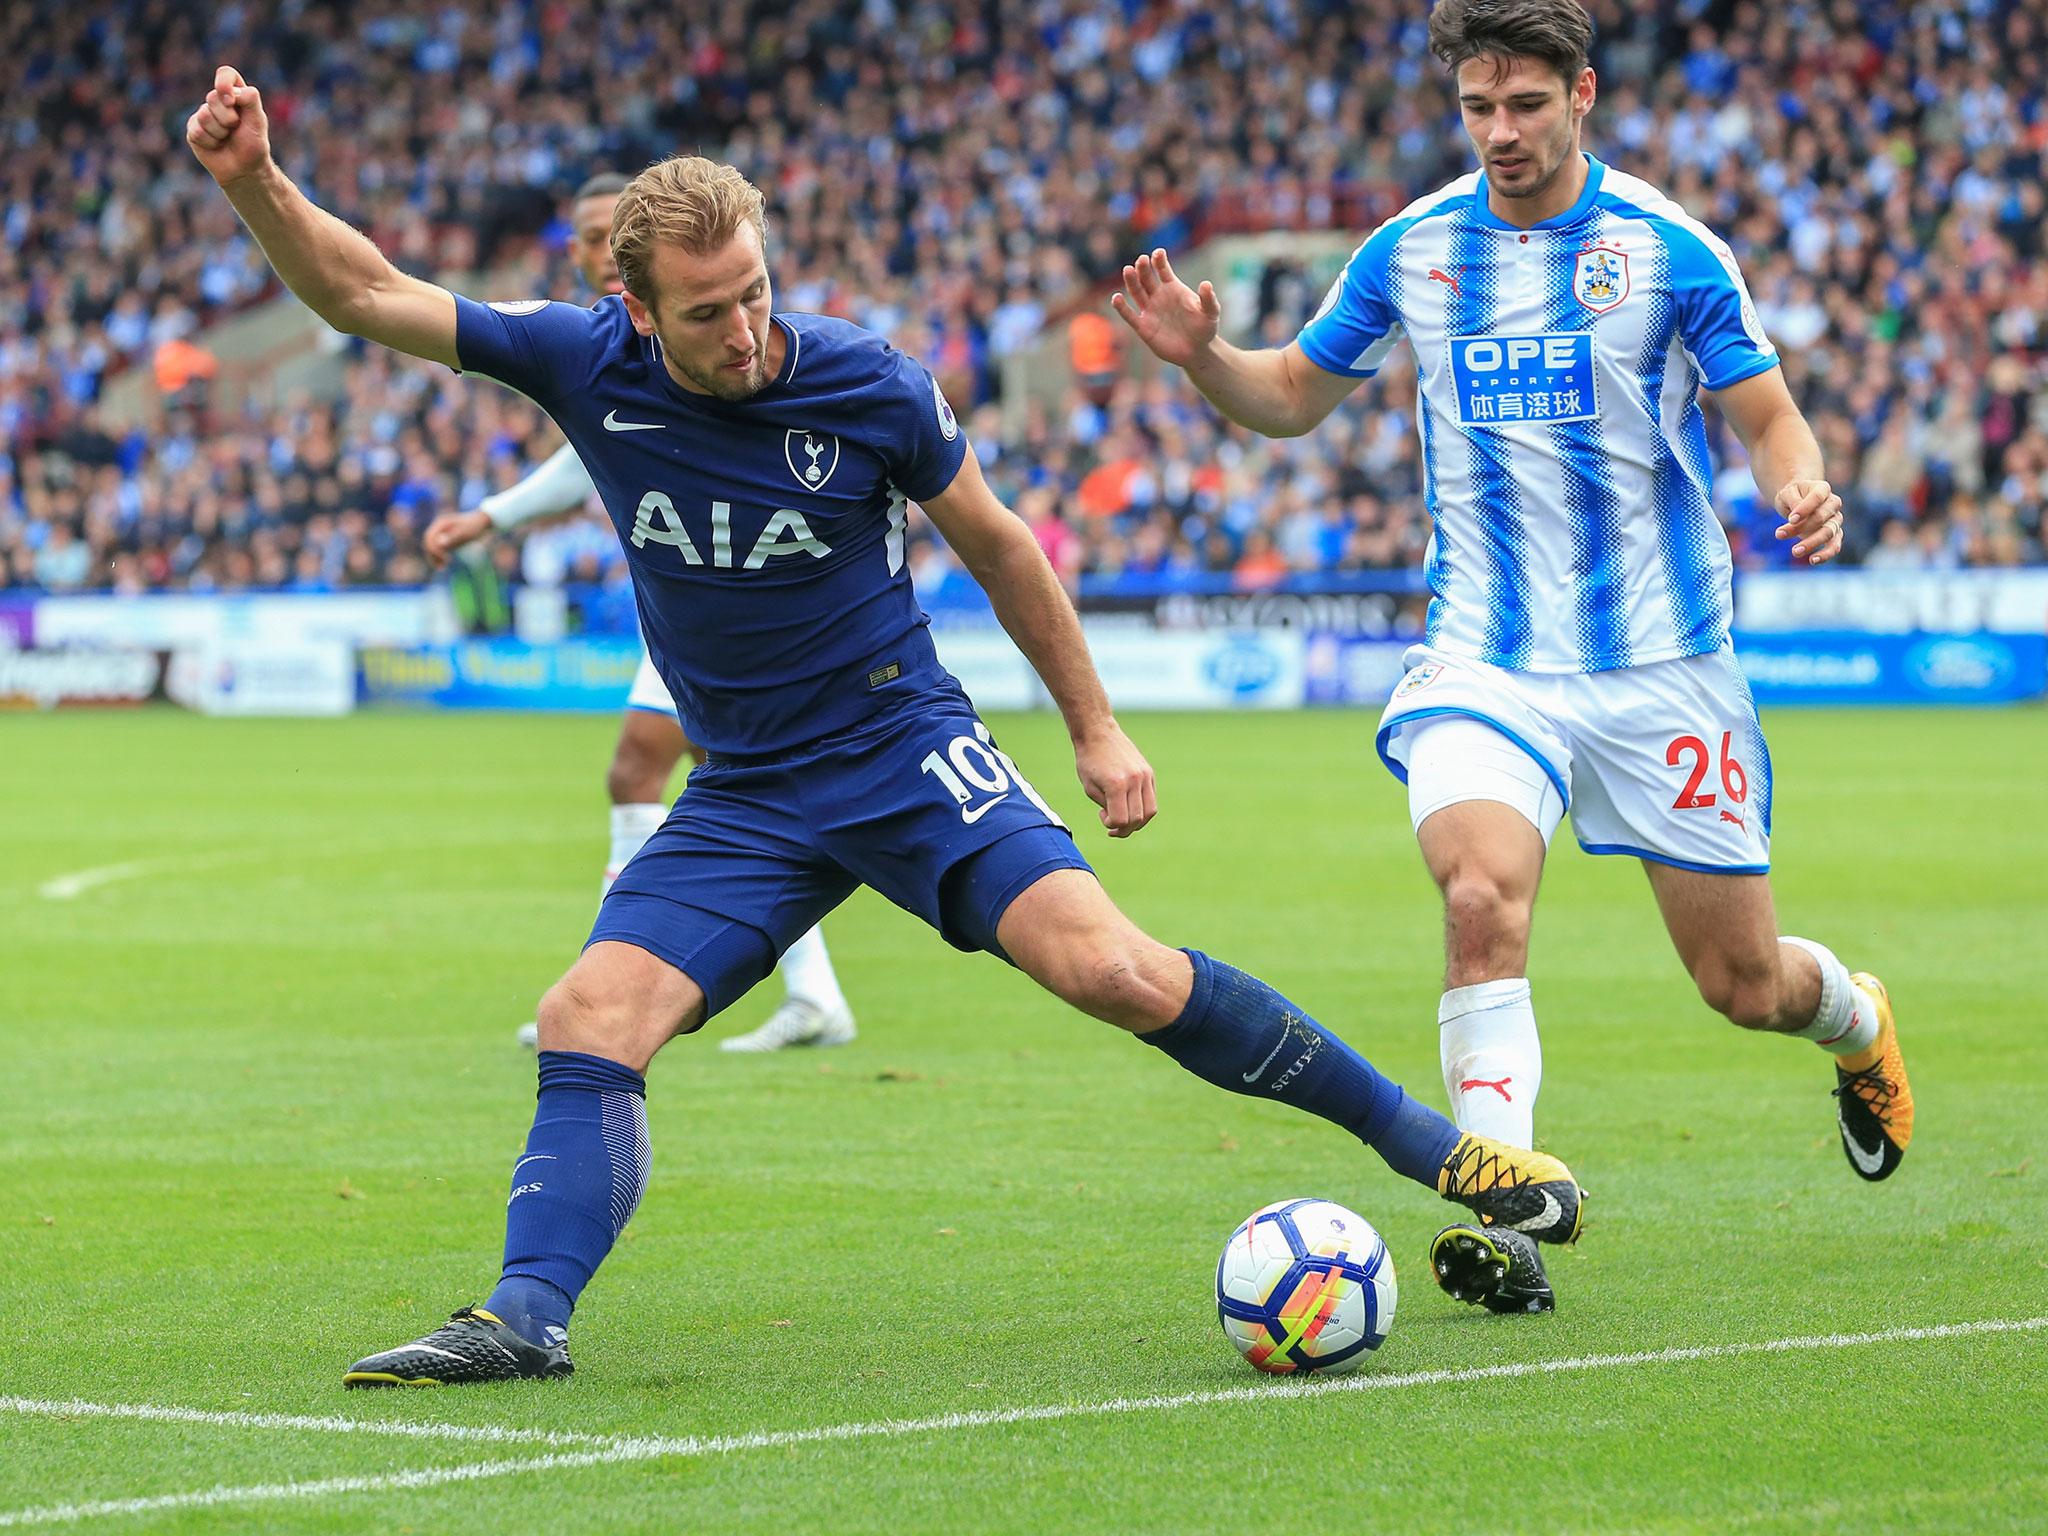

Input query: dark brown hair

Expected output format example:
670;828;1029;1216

1427;0;1594;87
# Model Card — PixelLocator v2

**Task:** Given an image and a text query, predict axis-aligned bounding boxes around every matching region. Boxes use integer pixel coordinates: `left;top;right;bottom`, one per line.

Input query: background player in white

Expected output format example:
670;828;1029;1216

1114;0;1913;1314
423;173;854;1055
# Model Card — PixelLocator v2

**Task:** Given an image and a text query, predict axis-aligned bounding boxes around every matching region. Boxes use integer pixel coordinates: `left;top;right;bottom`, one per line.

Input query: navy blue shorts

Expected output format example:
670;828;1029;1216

589;685;1093;1020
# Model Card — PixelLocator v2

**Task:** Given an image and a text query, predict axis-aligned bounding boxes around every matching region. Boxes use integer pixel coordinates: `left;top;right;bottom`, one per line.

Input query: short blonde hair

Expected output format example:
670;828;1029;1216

610;156;768;303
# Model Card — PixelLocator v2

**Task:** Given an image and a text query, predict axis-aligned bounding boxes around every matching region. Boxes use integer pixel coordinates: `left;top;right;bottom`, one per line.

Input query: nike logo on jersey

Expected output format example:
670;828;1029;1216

959;795;1010;824
1459;1075;1515;1102
1427;267;1463;297
604;411;665;432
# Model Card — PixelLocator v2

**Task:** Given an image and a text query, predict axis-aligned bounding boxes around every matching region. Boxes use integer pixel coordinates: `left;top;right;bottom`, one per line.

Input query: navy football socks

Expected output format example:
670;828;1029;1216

1141;950;1461;1187
483;1050;650;1346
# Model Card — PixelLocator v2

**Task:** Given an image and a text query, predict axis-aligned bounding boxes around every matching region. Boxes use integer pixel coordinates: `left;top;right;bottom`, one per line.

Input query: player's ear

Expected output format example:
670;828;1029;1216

1574;66;1596;120
621;288;656;337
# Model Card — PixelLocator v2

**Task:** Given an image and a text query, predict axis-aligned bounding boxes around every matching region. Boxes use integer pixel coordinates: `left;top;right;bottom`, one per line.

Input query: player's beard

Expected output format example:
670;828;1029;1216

677;344;771;401
1488;119;1576;201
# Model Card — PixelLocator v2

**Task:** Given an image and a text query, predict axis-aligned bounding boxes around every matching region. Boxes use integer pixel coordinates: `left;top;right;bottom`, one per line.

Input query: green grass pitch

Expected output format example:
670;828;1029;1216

3;705;2044;1533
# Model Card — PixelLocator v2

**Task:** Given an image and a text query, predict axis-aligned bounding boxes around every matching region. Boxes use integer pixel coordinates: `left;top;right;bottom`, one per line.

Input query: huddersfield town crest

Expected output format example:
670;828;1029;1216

1393;661;1444;699
785;429;841;491
1573;245;1629;314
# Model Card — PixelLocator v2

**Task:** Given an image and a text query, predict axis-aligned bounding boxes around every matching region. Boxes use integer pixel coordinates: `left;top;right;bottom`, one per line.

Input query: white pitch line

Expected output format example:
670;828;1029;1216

32;851;256;901
35;861;158;901
0;1396;609;1448
1;1315;2041;1529
32;832;579;902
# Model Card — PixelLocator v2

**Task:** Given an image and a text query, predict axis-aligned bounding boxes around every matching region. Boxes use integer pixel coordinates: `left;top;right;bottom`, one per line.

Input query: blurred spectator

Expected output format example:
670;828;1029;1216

5;0;2047;606
1068;311;1125;409
152;335;218;420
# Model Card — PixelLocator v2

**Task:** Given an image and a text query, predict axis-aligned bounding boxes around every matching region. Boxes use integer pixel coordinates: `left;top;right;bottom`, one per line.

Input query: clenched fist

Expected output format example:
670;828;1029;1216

186;65;272;187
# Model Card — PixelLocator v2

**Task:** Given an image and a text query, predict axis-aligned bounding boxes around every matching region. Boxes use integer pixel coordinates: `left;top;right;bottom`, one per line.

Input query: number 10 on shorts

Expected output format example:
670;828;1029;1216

1667;730;1748;813
919;722;1065;828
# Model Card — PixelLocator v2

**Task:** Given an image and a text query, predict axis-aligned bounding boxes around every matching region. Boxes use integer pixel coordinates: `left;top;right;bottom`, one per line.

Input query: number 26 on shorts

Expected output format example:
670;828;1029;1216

1666;730;1747;811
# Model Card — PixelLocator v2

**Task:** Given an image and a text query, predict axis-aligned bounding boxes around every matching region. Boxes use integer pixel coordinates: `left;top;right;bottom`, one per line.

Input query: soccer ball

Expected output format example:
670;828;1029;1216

1215;1198;1396;1374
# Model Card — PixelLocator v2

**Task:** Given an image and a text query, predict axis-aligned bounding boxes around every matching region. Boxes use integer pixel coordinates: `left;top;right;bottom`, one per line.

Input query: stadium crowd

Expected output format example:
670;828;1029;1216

4;0;2046;608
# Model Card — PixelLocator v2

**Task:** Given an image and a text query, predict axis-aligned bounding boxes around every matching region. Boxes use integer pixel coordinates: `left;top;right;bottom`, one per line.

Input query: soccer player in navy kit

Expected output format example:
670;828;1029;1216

189;65;1587;1387
423;171;858;1056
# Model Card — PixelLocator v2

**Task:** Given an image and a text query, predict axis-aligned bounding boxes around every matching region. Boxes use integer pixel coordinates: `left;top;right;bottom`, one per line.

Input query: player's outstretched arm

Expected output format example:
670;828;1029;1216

1710;367;1846;566
921;449;1156;839
186;66;457;369
424;444;597;566
1111;249;1353;439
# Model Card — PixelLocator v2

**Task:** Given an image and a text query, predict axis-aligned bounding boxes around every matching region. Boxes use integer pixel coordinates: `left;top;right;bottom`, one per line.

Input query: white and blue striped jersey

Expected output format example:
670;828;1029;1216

1297;155;1778;674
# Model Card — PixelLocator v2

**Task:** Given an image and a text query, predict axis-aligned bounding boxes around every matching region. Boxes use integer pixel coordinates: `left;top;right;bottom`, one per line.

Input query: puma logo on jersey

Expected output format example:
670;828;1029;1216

1460;1075;1514;1102
1428;267;1463;297
1719;809;1748;830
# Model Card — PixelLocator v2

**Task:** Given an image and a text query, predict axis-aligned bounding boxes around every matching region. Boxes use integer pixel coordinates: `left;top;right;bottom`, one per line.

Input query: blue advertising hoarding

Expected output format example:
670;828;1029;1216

350;630;2045;713
358;638;642;711
1302;631;2048;707
1733;631;2047;706
0;597;34;647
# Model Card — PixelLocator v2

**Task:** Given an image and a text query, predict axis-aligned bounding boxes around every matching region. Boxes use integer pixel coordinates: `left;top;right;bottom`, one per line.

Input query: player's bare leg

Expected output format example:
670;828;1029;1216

603;706;699;889
515;709;699;1051
1420;799;1547;1145
993;869;1582;1244
349;942;702;1386
1417;801;1559;1312
1403;717;1562;1314
1644;864;1912;1180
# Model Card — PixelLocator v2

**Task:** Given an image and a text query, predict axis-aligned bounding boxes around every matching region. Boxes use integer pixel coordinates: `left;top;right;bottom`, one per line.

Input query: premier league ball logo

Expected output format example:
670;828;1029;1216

1573;245;1630;314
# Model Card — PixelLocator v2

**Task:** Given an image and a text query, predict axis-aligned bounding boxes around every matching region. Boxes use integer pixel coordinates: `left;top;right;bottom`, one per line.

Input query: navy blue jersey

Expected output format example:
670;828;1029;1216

454;295;969;754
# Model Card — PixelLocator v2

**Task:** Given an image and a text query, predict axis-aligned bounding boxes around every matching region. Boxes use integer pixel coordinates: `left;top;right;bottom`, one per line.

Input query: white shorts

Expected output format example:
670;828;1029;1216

1377;642;1773;874
626;649;678;717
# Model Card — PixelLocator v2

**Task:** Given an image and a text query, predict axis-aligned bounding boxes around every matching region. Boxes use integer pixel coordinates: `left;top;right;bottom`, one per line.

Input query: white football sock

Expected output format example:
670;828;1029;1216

777;925;847;1013
1781;937;1880;1056
604;802;668;894
1440;978;1541;1148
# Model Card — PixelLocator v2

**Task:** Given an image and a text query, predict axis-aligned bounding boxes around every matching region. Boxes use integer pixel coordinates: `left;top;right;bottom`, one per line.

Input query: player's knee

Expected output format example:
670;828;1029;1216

1049;937;1184;1031
1441;870;1530;970
604;744;667;806
536;976;687;1069
1692;953;1780;1031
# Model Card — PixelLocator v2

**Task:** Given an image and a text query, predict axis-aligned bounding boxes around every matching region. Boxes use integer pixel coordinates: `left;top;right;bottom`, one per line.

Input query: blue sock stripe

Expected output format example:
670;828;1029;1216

598;1089;651;1241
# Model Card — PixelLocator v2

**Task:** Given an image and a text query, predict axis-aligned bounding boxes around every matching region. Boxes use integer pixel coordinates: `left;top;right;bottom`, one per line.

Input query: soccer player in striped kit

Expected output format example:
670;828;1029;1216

1115;0;1914;1315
